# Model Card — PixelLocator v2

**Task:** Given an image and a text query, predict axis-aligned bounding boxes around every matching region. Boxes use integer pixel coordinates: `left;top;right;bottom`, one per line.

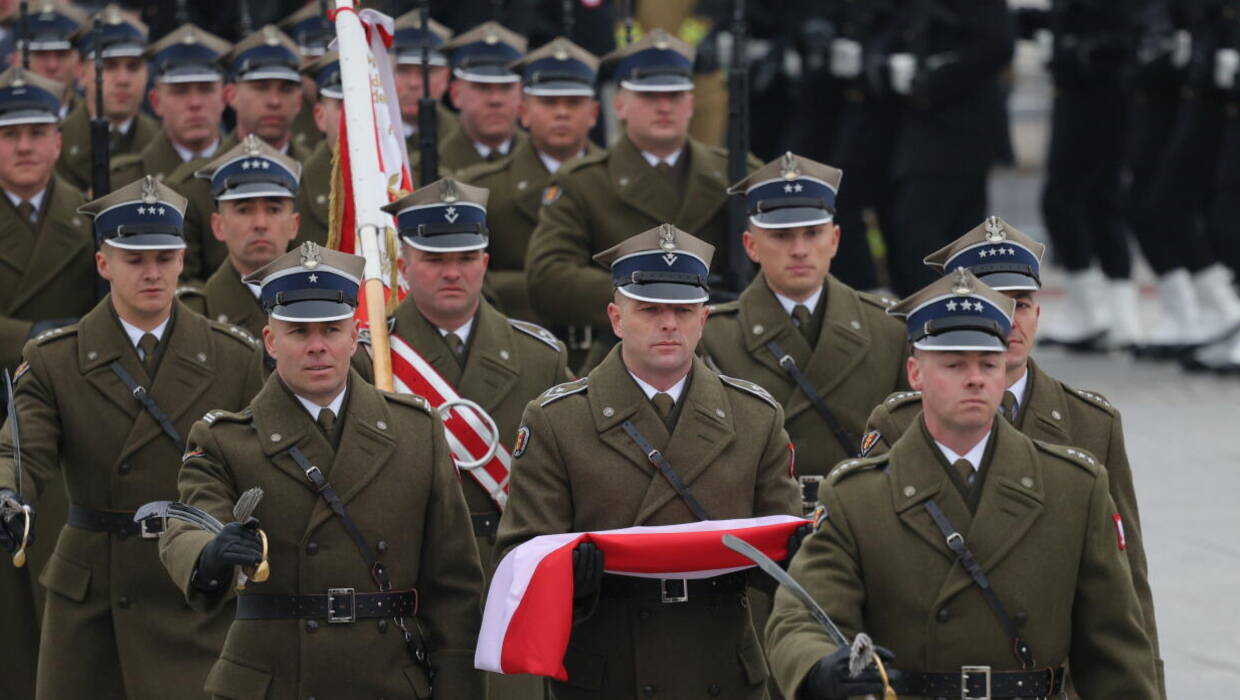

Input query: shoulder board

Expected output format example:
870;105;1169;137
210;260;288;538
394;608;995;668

457;158;509;182
381;390;434;414
859;291;899;310
707;300;740;315
1032;440;1100;474
202;407;252;426
358;326;372;346
882;390;922;408
508;319;563;352
33;324;77;345
718;374;779;408
561;149;607;173
1067;386;1116;413
110;152;143;171
175;284;204;299
827;454;889;484
208;320;260;349
539;377;588;406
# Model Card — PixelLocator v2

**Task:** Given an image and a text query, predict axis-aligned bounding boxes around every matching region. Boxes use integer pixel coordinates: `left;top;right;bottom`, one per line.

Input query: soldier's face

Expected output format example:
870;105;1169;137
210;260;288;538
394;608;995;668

520;95;598;158
150;81;225;150
79;57;148;120
97;246;184;321
0;123;60;192
226;79;303;146
394;64;449;121
615;89;693;152
312;98;342;150
212;198;300;276
265;317;359;403
449;80;521;144
609;295;708;379
26;49;80;85
398;248;489;323
743;224;840;299
908;350;1005;433
1004;291;1040;377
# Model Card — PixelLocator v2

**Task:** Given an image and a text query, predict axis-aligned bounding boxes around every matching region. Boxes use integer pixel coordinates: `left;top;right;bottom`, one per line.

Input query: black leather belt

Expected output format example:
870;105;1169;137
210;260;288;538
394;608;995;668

471;512;498;538
235;589;417;623
68;504;164;538
897;665;1066;699
600;571;747;604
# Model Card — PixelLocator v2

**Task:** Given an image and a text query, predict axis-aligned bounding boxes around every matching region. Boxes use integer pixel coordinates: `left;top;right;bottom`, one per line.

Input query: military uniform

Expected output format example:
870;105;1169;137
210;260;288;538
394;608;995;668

56;101;160;194
439;127;529;178
405;103;462;156
391;11;461;158
177;263;266;338
110;130;205;186
293;140;332;247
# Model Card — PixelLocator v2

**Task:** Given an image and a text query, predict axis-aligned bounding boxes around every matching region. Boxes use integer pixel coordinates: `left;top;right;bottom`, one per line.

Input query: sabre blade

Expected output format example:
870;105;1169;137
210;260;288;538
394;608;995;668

134;500;225;534
4;369;22;503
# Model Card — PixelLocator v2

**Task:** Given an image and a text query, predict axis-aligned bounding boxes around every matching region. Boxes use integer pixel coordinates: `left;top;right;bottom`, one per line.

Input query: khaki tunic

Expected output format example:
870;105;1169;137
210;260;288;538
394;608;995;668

438;127;528;179
766;417;1160;699
0;298;265;700
495;347;800;699
176;262;267;340
292;141;332;248
55;103;160;194
863;358;1164;694
109;130;199;186
159;371;486;699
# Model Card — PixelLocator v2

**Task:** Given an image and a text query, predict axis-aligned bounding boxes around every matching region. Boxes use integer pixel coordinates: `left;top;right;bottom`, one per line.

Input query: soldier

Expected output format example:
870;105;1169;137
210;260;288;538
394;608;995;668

56;4;158;194
391;9;460;154
177;135;302;340
496;224;801;700
525;29;758;373
766;270;1161;700
0;176;264;699
292;50;341;249
110;24;231;185
438;21;528;176
701;153;907;509
159;242;485;699
277;3;332;154
460;37;601;324
861;216;1166;695
3;1;86;112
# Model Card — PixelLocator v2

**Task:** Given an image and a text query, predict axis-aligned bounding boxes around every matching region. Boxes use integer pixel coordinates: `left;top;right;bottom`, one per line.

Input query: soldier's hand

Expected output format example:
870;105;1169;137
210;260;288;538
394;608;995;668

803;644;900;700
780;523;813;569
571;541;603;600
193;518;263;592
0;489;35;553
27;318;79;339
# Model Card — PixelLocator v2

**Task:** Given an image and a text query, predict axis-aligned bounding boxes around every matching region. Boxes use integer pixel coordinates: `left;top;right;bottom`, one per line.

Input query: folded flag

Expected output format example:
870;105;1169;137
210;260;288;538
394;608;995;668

475;515;811;680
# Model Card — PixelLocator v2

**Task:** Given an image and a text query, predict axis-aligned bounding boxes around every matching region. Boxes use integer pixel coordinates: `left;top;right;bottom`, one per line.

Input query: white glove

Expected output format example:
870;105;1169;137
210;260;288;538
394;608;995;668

830;38;863;79
1172;30;1192;69
888;53;917;96
1216;48;1239;89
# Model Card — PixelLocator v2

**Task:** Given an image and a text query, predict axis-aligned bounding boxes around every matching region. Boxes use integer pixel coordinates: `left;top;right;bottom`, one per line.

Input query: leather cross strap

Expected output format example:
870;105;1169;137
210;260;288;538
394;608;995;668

764;340;858;459
108;361;186;452
620;420;712;521
924;499;1036;668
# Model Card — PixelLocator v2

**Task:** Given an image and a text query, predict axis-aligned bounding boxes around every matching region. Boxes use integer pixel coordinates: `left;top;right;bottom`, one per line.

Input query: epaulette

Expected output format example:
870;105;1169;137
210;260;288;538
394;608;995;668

175;285;204;300
1067;386;1116;414
508;318;563;352
1032;440;1100;475
707;300;740;315
827;454;889;484
539;377;588;406
718;374;779;409
456;157;509;183
33;324;76;345
859;291;899;309
201;407;252;426
381;391;434;415
881;390;922;408
559;148;607;174
110;152;143;171
209;320;260;349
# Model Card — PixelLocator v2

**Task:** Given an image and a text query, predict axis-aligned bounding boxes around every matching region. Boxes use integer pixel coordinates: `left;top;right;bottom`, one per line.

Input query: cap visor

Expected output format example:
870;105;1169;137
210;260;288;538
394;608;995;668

0;111;58;127
216;182;298;201
524;82;595;97
158;67;224;84
103;234;187;251
30;40;73;51
619;76;694;92
617;282;708;305
452;67;520;83
749;208;833;229
400;233;489;253
240;67;301;83
976;270;1040;292
319;87;343;100
913;329;1007;353
100;45;146;59
396;54;448;66
270;300;356;323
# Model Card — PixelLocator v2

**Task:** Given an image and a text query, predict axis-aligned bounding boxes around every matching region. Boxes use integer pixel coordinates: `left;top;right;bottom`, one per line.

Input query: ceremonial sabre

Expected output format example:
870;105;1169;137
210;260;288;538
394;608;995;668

135;487;270;590
2;370;32;567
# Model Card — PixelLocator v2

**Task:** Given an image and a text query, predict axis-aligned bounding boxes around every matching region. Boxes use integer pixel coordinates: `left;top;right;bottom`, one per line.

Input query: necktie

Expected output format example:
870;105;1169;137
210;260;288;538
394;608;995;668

952;458;975;489
655;161;672;177
16;201;35;227
651;392;675;430
485;149;501;162
444;332;465;365
316;408;336;435
1000;391;1019;423
138;333;159;375
792;304;816;343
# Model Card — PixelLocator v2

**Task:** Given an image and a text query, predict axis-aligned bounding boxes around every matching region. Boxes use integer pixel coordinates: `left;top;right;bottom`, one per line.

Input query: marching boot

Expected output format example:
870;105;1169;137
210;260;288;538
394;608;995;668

1192;264;1240;342
1040;268;1108;352
1134;269;1207;358
1107;279;1143;351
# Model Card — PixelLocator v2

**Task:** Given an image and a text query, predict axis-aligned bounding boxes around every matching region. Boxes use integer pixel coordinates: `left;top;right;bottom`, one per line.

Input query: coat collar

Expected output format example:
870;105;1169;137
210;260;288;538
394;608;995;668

202;261;263;329
4;177;92;311
608;134;681;223
1016;358;1073;443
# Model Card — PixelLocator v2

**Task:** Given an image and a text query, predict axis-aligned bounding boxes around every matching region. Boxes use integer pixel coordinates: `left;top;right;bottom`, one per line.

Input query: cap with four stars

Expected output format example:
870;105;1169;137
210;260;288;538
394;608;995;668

244;241;365;322
600;29;695;92
0;67;63;127
222;26;301;83
593;224;716;304
383;178;490;253
441;21;527;84
887;268;1016;352
195;134;302;202
511;37;598;97
73;4;148;59
277;3;333;58
923;216;1046;292
78;175;188;250
727;151;842;229
3;1;87;52
392;10;453;66
145;24;231;84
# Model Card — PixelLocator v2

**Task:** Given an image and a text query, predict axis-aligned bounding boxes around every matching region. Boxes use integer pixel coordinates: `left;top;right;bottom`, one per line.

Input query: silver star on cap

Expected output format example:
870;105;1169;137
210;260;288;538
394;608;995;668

946;300;958;311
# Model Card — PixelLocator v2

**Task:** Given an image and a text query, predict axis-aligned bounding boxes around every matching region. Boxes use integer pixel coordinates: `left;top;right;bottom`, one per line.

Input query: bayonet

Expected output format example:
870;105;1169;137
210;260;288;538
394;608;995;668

2;369;32;567
417;0;438;185
18;1;29;69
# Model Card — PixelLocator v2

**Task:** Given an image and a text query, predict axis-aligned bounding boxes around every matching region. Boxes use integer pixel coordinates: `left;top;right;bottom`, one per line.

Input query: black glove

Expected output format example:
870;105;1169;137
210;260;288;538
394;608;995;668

803;644;900;700
193;518;263;592
780;523;813;569
0;488;35;553
571;541;603;600
27;318;78;339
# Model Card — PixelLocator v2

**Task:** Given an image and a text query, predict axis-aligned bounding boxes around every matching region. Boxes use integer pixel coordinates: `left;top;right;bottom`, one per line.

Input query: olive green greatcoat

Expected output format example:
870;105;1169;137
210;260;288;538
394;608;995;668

437;126;527;179
55;102;160;193
109;130;203;186
862;357;1164;694
0;298;265;699
290;99;323;154
176;261;267;339
767;417;1160;699
495;347;800;700
159;371;486;699
292;140;332;248
700;274;908;481
459;138;601;324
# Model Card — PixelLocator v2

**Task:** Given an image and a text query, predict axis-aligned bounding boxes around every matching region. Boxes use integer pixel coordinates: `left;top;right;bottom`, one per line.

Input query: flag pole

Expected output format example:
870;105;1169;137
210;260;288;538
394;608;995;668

333;0;394;391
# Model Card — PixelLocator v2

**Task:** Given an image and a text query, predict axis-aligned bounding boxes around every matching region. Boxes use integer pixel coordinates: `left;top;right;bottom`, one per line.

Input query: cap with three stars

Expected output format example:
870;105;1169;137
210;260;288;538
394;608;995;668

277;3;333;58
302;50;342;100
73;4;148;59
601;29;695;92
145;24;231;84
887;268;1016;352
222;26;301;83
78;175;188;250
3;1;87;52
593;224;715;304
923;216;1046;292
194;134;302;202
382;178;490;252
727;151;842;229
0;67;63;127
244;241;365;322
392;10;453;66
511;37;598;97
441;21;527;84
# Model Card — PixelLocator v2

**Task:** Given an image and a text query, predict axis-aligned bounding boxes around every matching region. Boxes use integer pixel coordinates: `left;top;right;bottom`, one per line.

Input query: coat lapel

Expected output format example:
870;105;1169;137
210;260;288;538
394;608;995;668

7;179;92;311
891;422;966;563
787;277;870;420
0;205;34;294
675;139;729;234
738;276;813;390
511;140;551;225
78;298;143;420
396;301;462;386
610;136;678;223
1017;360;1073;444
251;375;330;493
203;262;263;328
456;302;520;415
589;347;662;481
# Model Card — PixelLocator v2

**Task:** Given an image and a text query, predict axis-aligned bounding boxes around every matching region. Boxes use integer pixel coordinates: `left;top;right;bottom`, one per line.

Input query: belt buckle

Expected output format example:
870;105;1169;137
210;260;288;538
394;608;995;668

659;578;688;604
961;665;991;700
327;587;356;623
798;475;824;514
139;516;165;539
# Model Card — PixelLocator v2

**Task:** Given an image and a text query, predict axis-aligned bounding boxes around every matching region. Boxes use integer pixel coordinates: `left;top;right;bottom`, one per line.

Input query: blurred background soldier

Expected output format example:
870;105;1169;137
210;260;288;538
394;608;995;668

391;9;459;154
277;2;333;153
438;21;527;176
3;1;87;112
293;49;341;248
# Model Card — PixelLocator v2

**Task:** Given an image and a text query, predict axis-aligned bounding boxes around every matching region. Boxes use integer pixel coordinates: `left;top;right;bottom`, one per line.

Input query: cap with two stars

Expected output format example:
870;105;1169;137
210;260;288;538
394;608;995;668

727;152;842;229
223;26;301;83
3;1;87;52
392;10;453;66
0;67;63;127
194;134;302;202
601;29;695;92
923;216;1046;292
382;178;490;252
277;3;333;58
244;241;365;322
145;24;231;85
73;4;147;59
593;224;715;304
887;268;1016;352
302;50;342;100
77;176;188;250
441;21;526;84
510;37;598;97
